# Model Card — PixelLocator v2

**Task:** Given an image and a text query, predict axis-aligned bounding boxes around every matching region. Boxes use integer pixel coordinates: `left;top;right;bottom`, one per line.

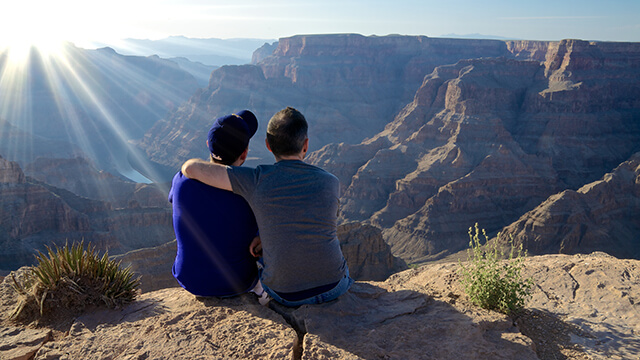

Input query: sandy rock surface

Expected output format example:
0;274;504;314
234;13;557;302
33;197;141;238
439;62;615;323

35;289;297;360
1;252;639;360
387;252;640;360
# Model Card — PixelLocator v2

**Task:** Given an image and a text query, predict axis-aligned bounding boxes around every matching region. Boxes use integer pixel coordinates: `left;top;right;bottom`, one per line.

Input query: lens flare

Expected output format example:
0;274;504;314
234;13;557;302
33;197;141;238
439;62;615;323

0;1;74;64
0;1;191;188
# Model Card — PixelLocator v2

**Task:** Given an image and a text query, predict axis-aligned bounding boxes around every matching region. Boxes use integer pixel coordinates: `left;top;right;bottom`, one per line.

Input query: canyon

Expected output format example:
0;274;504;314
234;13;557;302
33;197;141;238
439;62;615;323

0;155;174;272
138;34;640;264
0;33;639;273
1;34;639;359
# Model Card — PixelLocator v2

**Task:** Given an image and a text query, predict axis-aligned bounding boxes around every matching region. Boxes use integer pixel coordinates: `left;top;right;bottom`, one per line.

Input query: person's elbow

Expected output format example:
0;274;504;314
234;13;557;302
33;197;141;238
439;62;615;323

181;159;201;179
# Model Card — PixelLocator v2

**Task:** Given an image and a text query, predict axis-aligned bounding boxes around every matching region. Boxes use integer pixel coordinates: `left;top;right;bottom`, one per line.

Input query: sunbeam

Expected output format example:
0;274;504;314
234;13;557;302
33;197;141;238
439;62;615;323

0;40;195;193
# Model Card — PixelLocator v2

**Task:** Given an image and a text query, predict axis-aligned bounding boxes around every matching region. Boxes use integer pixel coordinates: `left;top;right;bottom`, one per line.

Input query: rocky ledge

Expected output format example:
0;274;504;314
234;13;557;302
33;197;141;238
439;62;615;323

1;252;638;360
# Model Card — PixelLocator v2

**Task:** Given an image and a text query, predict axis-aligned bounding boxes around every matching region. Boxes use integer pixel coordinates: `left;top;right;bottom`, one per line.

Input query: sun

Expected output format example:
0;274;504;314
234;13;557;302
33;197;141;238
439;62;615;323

0;1;82;64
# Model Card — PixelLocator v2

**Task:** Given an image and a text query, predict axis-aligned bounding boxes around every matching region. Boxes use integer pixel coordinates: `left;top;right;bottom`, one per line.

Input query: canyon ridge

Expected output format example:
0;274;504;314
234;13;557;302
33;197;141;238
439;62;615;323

137;34;640;264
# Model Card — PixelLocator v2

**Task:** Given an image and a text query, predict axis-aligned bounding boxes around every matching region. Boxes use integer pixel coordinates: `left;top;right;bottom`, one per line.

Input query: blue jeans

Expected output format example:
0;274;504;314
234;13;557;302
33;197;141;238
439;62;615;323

261;267;354;307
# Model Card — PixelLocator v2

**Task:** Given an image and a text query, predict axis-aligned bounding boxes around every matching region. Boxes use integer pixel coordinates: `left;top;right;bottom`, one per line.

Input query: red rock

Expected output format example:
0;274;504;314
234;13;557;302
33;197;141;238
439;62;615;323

308;40;640;264
497;152;640;259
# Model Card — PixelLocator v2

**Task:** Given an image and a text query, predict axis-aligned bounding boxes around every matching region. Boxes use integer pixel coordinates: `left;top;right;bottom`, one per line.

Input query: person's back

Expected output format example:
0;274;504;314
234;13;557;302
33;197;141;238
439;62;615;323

228;159;346;294
169;110;260;297
170;173;258;296
227;107;352;305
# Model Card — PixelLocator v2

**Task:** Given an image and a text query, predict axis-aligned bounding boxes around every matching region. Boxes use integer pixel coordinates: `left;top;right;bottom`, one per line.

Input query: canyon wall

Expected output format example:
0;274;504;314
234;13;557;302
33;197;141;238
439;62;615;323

495;152;640;259
0;155;174;271
138;35;640;263
137;34;520;178
6;35;638;269
23;157;169;208
310;39;640;263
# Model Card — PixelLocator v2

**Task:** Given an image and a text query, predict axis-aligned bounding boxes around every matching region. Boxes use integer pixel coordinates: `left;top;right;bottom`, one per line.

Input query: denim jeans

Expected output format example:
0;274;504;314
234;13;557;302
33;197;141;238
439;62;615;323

261;267;354;307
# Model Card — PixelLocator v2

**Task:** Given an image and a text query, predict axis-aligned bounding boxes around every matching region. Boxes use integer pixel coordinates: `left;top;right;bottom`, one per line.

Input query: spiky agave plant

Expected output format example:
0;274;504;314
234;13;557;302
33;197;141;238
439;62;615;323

10;241;140;323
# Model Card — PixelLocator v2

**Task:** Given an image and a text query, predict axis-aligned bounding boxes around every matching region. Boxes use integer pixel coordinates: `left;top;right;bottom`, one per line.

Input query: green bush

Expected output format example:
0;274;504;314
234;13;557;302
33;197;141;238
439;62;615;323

10;241;140;323
458;223;533;315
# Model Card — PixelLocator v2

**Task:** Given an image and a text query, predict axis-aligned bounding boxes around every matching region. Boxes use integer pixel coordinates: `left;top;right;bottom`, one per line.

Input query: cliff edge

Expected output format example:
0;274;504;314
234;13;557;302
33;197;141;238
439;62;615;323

1;252;638;360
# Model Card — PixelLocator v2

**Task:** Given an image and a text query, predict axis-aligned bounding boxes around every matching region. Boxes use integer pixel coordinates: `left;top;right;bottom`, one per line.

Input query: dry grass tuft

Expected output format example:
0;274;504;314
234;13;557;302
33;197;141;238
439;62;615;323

10;241;140;324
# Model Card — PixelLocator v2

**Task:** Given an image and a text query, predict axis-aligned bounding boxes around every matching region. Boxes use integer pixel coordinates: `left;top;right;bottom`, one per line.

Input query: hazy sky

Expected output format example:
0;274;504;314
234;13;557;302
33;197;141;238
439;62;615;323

1;0;639;48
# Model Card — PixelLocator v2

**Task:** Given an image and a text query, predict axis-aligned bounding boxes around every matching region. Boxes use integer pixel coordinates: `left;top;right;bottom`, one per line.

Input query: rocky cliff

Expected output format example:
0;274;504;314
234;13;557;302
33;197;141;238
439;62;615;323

0;156;93;268
137;34;527;177
0;155;174;272
2;252;638;359
495;152;640;259
337;222;407;280
308;39;640;263
23;156;169;208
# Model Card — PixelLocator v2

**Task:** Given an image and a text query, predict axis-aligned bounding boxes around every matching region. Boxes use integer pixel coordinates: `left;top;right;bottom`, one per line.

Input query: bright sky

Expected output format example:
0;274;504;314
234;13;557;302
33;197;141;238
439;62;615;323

0;0;638;49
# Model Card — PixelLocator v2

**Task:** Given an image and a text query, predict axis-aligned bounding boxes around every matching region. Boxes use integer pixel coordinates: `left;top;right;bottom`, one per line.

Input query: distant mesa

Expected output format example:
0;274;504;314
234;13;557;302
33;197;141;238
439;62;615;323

97;36;278;67
440;33;519;40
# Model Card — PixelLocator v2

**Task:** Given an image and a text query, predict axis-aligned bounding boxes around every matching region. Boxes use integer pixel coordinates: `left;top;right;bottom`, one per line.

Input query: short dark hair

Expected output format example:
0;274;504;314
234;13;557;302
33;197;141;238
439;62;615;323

210;153;238;166
266;107;308;157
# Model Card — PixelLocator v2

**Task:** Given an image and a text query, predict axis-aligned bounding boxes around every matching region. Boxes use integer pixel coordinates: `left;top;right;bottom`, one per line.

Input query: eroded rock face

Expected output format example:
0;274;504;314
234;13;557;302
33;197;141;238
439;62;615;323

23;157;169;208
496;152;640;259
0;157;94;268
310;40;640;263
137;34;521;178
113;240;179;293
0;156;174;272
0;156;25;184
337;222;407;281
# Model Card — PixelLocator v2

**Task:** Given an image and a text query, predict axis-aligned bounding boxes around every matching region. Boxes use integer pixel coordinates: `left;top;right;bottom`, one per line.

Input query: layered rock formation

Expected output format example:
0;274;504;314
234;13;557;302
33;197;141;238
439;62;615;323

137;34;640;265
337;222;407;280
308;39;640;263
112;240;179;293
137;34;522;178
495;152;640;259
23;157;169;208
0;155;174;272
0;155;93;268
2;253;638;359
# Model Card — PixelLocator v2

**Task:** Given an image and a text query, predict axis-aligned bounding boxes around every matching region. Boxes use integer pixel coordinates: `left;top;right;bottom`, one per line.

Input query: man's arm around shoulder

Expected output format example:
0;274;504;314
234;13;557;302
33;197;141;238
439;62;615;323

181;158;232;191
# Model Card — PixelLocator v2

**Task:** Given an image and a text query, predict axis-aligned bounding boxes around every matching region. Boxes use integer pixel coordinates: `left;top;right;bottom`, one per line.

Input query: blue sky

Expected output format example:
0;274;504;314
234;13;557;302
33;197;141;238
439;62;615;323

0;0;638;48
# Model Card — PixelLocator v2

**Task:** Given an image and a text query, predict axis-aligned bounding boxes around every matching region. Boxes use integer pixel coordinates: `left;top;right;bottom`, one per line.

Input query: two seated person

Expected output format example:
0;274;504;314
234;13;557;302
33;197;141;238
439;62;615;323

169;107;353;306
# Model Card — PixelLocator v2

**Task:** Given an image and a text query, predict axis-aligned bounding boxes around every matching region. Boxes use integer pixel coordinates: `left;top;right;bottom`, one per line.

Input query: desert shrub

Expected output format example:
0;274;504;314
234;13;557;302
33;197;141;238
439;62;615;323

458;223;533;315
10;241;140;323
